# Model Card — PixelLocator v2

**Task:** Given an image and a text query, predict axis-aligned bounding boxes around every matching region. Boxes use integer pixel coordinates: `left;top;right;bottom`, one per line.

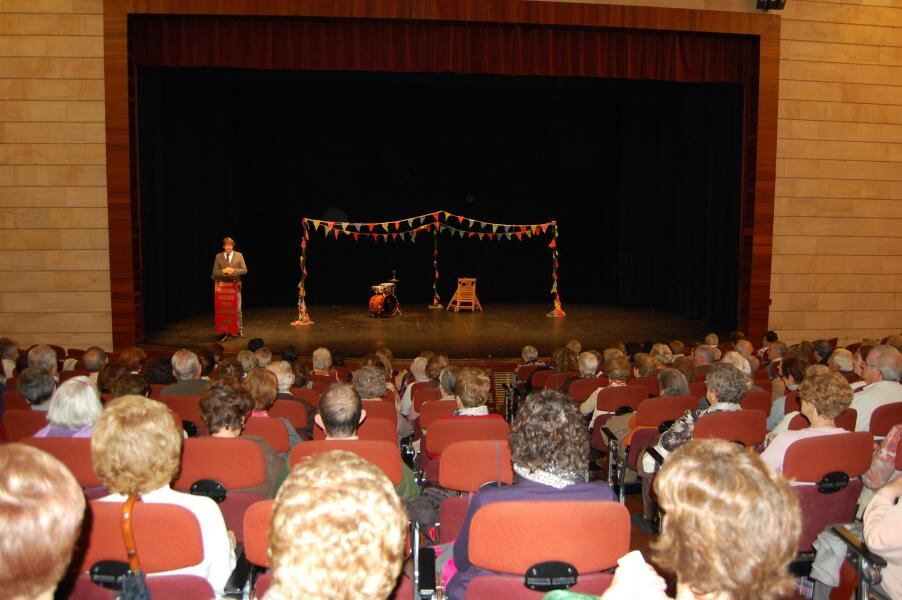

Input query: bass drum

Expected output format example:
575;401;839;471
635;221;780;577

368;293;399;317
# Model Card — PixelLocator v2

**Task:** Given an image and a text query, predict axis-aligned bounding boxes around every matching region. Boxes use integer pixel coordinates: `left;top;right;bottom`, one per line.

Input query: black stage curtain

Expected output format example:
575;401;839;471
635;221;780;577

138;69;742;332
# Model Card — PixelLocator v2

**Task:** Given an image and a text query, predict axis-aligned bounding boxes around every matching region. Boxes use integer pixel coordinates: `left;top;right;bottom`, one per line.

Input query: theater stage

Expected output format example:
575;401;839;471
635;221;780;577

143;304;711;359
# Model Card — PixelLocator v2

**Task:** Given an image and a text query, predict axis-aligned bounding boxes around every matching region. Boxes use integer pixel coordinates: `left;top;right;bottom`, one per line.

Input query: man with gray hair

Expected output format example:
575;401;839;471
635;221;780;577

160;349;207;398
81;346;108;384
17;367;56;411
267;361;296;398
828;348;855;376
851;345;902;431
311;347;333;375
237;350;257;376
693;345;716;377
734;339;761;372
353;365;412;439
27;344;58;379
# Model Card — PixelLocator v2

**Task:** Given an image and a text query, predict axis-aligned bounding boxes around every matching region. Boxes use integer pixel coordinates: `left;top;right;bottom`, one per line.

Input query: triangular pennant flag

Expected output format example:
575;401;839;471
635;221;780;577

478;233;485;240
515;232;523;240
393;221;401;231
353;223;362;232
333;229;340;239
525;229;533;238
468;232;476;238
353;233;360;241
551;281;558;294
407;218;414;227
310;219;321;231
419;215;427;224
367;224;375;232
492;224;499;233
457;215;465;224
380;223;390;232
432;212;440;221
323;226;330;237
457;229;465;238
391;233;398;241
530;225;538;235
487;233;494;240
301;239;307;250
340;222;349;232
325;221;335;232
442;211;451;220
548;239;557;249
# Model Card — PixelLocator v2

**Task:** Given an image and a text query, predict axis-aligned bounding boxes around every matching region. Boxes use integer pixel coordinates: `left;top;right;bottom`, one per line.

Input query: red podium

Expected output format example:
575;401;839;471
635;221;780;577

213;276;240;335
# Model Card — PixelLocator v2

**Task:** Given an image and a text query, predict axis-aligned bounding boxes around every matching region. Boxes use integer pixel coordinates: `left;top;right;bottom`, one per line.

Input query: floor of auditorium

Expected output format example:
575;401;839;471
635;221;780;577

144;303;712;358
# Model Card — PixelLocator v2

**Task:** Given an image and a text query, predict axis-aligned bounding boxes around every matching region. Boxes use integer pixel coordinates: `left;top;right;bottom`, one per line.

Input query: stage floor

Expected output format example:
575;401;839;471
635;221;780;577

144;303;711;359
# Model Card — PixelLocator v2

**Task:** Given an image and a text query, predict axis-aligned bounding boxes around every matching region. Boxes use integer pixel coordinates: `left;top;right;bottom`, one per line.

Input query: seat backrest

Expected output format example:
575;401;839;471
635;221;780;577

515;364;544;384
3;390;31;410
530;369;561;390
362;399;399;426
788;409;857;433
269;399;308;431
172;437;267;491
289;440;402;485
310;380;331;394
59;370;91;382
293;387;321;408
783;432;873;484
627;376;658;397
869;402;902;437
3;409;47;441
567;378;606;402
312;416;397;443
420;399;457;430
468;501;629;574
636;396;697;427
243;416;290;454
693;409;766;446
688;381;707;399
783;390;801;416
425;418;510;456
21;437;102;487
413;385;442;412
740;390;771;416
159;395;204;428
243;499;274;568
439;440;513;492
149;383;166;399
78;500;205;574
594;385;647;413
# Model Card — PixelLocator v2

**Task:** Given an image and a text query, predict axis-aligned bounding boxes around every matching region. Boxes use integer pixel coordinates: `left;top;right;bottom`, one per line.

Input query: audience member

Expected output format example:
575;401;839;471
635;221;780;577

96;362;127;394
692;344;716;376
215;357;244;380
766;340;788;379
311;347;337;379
244;367;301;449
446;390;613;599
670;355;696;384
758;329;779;362
281;344;298;363
93;395;236;594
266;450;406;600
734;338;761;371
851;345;902;431
110;372;150;399
400;356;430;419
649;343;674;367
551;346;579;373
633;353;657;377
767;356;807;430
813;339;833;366
32;376;102;438
196;349;216;378
81;346;108;383
255;347;273;367
565;339;582;355
17;367;55;410
657;367;689;397
160;349;208;397
144;355;176;384
668;339;685;358
721;350;751;375
117;347;147;374
0;337;18;381
247;337;265;353
0;443;86;600
580;354;630;429
519;345;542;366
28;344;58;379
353;365;412;439
237;349;257;376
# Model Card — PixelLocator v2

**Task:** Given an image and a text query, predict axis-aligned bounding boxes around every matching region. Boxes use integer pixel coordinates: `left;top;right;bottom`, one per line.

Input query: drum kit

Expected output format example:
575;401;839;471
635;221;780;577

369;272;402;318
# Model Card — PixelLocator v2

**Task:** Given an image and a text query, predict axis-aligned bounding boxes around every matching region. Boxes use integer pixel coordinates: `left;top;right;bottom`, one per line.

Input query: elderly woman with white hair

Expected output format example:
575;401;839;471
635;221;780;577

32;376;103;438
311;347;336;378
650;343;674;368
400;355;430;420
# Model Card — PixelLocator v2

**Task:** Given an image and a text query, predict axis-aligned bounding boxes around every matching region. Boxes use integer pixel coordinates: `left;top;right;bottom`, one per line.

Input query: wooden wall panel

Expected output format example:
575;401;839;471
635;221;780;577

0;0;110;349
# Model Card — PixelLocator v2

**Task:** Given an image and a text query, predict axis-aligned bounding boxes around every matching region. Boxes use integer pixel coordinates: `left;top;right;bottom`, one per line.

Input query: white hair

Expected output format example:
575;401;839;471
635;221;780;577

171;349;200;381
704;333;720;347
267;361;295;393
521;346;538;362
254;348;272;367
409;356;429;382
577;352;599;376
312;347;332;371
28;344;57;373
829;349;854;373
721;351;751;375
47;376;102;429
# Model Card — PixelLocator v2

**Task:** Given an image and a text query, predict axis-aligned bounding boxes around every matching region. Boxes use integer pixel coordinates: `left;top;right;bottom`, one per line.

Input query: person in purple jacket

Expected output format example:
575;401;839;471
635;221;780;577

446;389;615;599
32;376;102;438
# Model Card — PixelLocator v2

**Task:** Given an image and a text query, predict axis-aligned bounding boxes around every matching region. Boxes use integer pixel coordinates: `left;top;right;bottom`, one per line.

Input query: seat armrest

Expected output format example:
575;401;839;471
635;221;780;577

223;544;255;598
832;525;887;569
646;446;666;467
416;546;436;599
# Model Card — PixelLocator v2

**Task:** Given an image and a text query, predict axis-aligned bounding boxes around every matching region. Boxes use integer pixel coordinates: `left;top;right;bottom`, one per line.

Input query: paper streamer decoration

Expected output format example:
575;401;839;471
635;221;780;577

291;210;564;326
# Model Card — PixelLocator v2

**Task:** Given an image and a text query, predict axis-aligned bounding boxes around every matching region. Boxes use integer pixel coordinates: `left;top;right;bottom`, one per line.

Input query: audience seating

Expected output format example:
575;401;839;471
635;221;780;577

688;381;706;398
243;416;290;454
59;369;91;382
413;385;442;412
419;399;457;431
309;380;331;394
149;383;166;399
242;499;274;598
531;370;578;390
3;389;30;410
422;418;510;481
693;409;767;447
588;386;650;451
159;395;204;433
783;390;802;416
783;432;873;552
362;398;399;426
567;377;607;402
172;437;268;541
627;376;659;397
515;364;546;385
268;399;307;431
869;402;902;438
311;416;397;443
292;387;321;408
290;439;402;485
788;408;858;433
465;501;630;597
71;500;213;600
740;390;772;415
21;437;106;497
3;408;47;441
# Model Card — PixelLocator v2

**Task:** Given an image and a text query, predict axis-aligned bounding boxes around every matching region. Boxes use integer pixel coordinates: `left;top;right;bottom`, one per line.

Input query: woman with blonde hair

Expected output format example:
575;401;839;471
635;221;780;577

32;375;102;438
602;438;801;599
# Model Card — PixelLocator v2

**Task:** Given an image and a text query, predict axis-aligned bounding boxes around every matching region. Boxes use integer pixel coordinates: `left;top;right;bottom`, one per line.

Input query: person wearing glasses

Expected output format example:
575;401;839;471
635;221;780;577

850;345;902;431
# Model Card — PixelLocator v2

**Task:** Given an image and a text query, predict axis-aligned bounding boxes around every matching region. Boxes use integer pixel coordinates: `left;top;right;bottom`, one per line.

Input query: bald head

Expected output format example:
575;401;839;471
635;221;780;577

317;383;363;438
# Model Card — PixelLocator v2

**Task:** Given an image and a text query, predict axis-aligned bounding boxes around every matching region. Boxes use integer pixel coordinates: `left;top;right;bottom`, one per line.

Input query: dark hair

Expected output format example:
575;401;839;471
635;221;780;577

624;342;641;359
671;356;696;384
331;350;345;367
318;383;362;437
641;340;655;354
281;345;298;363
730;330;746;344
552;347;578;372
97;363;128;394
17;367;55;405
291;359;309;388
814;339;833;362
199;378;254;434
144;356;176;385
196;350;216;377
781;356;806;385
426;354;449;380
111;373;151;399
764;331;779;343
509;390;588;478
247;338;265;353
206;343;225;362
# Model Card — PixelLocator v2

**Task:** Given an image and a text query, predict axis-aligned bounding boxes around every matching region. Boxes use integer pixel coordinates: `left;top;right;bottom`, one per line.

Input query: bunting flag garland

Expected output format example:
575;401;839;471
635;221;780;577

291;210;564;326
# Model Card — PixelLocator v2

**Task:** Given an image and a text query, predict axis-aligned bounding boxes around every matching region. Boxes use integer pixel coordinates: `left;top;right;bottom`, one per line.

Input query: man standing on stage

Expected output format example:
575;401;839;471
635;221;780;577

212;237;248;337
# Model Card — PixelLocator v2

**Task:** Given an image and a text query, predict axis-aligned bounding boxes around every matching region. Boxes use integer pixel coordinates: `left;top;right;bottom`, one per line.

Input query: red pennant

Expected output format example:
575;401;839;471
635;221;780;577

391;233;398;240
393;221;401;230
468;232;476;238
333;229;340;239
487;233;494;240
457;215;465;224
367;224;375;232
325;221;335;231
515;232;523;240
553;273;558;280
301;240;307;250
353;233;359;241
431;212;440;221
548;239;556;249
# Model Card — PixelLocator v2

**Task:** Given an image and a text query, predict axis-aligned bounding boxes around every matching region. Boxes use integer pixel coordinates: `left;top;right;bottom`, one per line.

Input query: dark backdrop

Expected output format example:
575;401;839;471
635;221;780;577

138;68;742;332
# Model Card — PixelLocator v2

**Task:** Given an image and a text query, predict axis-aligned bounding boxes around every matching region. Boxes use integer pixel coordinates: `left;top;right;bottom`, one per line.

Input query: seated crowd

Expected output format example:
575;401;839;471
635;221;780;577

0;330;901;600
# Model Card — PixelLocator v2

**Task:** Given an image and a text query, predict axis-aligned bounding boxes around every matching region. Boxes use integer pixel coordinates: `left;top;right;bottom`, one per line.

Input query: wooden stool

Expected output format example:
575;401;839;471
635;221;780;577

447;277;483;312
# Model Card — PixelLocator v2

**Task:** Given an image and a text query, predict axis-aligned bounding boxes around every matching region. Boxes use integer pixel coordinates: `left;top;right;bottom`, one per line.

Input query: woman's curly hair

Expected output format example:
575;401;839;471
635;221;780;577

509;390;588;478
